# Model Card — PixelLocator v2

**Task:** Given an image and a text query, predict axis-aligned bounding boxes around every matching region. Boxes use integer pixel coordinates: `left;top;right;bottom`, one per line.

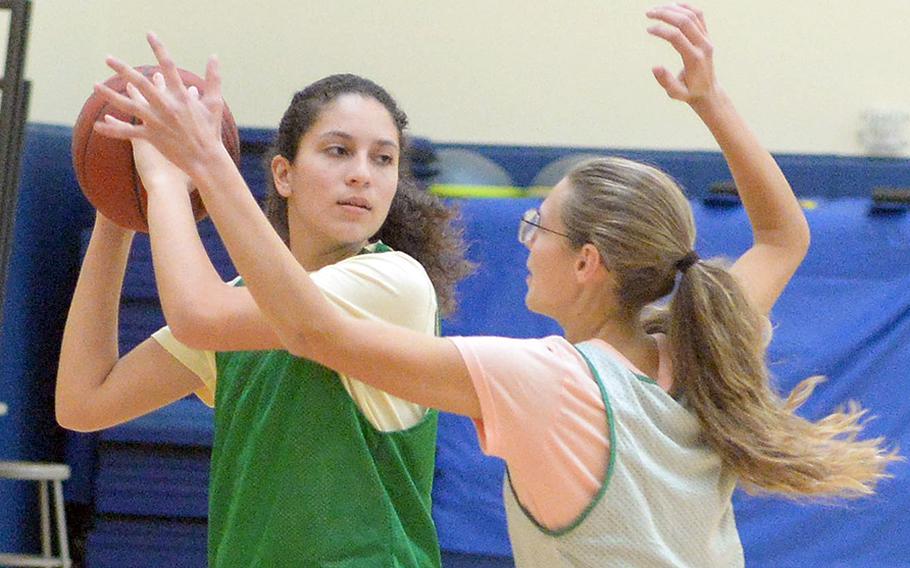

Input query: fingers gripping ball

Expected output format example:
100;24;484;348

71;65;241;232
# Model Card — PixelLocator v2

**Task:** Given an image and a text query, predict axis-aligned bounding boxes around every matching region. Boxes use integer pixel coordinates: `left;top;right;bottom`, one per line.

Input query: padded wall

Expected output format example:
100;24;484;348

2;124;908;567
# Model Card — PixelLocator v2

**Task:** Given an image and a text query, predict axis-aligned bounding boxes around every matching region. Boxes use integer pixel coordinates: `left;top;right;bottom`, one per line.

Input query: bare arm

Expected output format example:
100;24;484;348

648;4;810;315
697;94;809;315
132;127;282;352
56;214;202;431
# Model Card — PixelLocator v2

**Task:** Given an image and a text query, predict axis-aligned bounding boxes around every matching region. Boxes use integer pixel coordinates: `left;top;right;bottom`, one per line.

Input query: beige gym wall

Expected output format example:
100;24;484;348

14;1;910;155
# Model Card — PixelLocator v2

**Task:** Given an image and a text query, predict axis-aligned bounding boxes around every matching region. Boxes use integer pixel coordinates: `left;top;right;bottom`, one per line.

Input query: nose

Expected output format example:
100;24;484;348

346;153;372;188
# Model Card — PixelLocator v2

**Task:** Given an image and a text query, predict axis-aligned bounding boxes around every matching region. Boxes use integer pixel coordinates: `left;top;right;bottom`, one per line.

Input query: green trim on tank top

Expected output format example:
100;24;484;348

504;343;617;537
634;373;658;385
369;240;392;253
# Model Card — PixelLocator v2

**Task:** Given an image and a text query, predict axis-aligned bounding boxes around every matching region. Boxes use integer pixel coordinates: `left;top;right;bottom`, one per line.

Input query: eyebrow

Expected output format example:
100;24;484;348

319;130;399;150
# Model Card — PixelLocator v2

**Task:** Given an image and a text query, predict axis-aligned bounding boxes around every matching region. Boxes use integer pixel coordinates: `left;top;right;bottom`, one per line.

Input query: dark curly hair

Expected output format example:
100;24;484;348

263;74;474;315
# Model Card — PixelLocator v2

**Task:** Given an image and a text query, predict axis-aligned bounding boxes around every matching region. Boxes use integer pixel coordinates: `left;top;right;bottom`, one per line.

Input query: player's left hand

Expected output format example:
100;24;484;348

646;3;720;107
93;33;226;182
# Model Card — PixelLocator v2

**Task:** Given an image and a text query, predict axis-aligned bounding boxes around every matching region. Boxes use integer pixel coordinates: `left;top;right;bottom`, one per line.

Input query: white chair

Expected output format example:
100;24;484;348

0;461;71;568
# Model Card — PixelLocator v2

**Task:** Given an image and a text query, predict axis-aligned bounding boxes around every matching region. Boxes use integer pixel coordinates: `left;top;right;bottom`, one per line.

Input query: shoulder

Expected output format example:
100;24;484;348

451;335;590;384
574;340;642;386
316;247;436;307
310;247;437;332
450;335;601;460
321;248;432;292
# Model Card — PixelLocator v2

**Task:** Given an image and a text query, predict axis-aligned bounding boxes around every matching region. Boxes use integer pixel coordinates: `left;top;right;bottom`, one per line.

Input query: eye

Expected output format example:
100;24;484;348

326;145;349;157
374;153;396;166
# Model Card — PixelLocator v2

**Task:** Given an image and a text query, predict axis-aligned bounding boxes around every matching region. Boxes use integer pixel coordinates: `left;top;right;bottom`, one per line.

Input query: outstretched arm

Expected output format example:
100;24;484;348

647;3;810;315
93;43;481;417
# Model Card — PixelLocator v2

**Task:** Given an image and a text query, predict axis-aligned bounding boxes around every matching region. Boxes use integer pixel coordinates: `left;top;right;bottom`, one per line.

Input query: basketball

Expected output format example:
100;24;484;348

71;65;241;232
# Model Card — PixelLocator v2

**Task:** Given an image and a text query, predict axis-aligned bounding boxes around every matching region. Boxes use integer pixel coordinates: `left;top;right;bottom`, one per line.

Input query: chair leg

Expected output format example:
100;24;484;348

53;479;71;568
39;480;51;558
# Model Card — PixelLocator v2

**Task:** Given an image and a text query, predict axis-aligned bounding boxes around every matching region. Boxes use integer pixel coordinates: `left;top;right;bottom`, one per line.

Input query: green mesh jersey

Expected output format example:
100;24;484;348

207;246;441;567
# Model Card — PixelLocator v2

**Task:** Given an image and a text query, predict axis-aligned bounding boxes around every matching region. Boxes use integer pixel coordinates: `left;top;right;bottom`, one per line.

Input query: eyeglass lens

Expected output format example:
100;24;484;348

518;209;539;245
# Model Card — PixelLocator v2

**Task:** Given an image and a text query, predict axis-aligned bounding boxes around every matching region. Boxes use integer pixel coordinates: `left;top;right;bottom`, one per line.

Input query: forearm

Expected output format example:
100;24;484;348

56;215;134;422
145;187;231;337
188;148;336;352
692;91;809;252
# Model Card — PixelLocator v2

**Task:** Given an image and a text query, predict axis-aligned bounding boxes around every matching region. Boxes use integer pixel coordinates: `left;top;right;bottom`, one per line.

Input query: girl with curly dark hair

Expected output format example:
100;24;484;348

57;70;472;566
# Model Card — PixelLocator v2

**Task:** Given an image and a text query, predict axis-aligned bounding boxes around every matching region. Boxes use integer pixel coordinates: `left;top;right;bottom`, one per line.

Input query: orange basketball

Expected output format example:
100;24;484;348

71;65;241;232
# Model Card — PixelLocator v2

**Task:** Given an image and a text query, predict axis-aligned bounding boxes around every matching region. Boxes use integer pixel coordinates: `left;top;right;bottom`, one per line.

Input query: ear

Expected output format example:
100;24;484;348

574;243;608;284
271;154;293;198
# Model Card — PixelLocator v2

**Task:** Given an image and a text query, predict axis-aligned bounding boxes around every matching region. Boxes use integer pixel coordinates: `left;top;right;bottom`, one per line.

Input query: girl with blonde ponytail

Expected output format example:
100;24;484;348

97;3;898;567
564;156;897;501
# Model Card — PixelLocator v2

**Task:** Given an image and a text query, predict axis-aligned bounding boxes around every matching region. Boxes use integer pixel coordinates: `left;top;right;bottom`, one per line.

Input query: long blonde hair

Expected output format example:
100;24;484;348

563;157;899;498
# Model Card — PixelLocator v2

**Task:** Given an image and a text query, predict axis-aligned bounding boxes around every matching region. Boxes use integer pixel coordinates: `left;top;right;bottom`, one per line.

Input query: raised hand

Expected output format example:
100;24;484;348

646;3;718;105
93;33;226;181
130;74;194;194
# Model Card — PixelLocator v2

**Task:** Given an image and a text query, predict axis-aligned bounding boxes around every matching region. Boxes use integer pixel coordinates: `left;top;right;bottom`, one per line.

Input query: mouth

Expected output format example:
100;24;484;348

337;197;372;211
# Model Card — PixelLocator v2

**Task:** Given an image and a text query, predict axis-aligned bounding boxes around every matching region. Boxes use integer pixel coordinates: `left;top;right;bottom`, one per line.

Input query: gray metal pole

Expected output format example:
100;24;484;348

0;0;32;333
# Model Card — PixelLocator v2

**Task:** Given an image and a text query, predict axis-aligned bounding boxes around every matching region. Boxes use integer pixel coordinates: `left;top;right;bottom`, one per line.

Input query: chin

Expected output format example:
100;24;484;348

526;293;559;321
334;224;380;246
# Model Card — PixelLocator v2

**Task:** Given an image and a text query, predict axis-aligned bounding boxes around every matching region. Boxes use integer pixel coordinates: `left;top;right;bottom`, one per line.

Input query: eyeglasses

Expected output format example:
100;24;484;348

518;209;572;247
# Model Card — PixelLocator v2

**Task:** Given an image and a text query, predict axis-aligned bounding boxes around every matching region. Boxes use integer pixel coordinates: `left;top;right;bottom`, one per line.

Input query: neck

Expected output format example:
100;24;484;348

288;227;368;272
560;299;654;352
549;278;662;379
556;289;630;344
561;306;660;381
561;307;645;346
292;241;367;271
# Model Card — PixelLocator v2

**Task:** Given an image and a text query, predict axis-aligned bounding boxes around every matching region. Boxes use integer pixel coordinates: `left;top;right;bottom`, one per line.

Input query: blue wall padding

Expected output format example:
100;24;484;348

0;124;95;552
85;520;509;568
434;142;910;199
94;439;210;518
2;124;909;568
85;519;207;568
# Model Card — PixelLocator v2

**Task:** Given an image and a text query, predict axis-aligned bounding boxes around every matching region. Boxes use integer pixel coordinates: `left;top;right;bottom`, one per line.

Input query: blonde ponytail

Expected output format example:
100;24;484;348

664;260;898;498
564;157;900;500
